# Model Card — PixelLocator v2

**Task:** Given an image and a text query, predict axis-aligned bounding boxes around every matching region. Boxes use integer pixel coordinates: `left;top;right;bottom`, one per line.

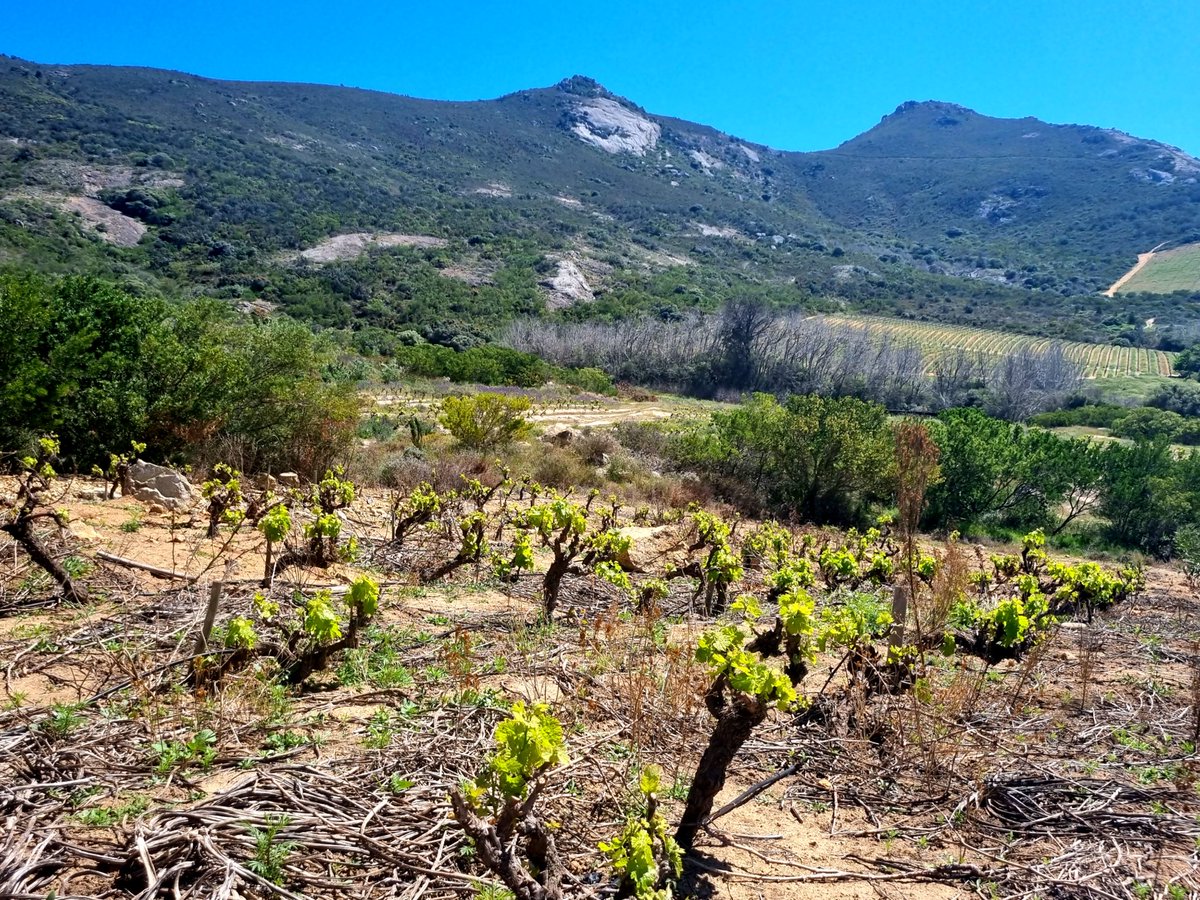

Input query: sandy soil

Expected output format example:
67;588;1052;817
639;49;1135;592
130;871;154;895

295;232;448;264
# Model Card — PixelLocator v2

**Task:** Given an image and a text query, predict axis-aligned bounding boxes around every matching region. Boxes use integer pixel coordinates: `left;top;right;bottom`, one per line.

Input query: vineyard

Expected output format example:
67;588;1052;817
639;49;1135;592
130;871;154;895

822;314;1177;378
2;434;1198;900
1116;242;1200;295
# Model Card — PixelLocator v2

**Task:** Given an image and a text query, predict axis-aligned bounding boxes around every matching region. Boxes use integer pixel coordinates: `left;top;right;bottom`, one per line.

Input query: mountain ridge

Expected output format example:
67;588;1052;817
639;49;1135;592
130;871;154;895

1;54;1198;347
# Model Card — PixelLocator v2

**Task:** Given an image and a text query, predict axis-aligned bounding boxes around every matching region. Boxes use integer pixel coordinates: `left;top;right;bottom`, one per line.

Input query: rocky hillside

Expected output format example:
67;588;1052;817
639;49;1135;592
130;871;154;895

2;57;1199;344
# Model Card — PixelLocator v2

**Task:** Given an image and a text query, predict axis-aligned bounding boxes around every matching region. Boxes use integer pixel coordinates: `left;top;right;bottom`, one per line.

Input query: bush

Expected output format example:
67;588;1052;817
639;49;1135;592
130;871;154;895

439;393;533;451
667;393;894;525
0;273;361;474
1110;408;1185;442
1029;404;1128;429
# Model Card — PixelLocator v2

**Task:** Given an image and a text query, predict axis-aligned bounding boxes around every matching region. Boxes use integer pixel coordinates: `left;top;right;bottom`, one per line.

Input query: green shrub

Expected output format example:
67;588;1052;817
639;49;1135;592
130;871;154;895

440;393;533;451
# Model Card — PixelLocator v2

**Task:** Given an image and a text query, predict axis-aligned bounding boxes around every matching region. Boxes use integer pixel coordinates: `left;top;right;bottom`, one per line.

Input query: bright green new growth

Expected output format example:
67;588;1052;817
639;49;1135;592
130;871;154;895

695;625;797;710
303;591;342;643
259;504;292;543
473;701;569;805
225;616;258;650
522;497;586;538
201;462;245;537
599;764;682;900
347;574;380;618
816;592;893;652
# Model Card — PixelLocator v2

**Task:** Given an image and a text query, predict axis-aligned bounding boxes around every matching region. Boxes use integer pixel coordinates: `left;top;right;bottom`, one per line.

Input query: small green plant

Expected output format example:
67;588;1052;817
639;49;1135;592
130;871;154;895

201;462;245;538
262;730;308;753
246;814;296;886
120;511;143;533
301;467;357;566
449;702;571;899
258;501;292;586
73;795;149;827
40;702;85;738
386;774;416;794
364;708;395;749
600;765;682;899
92;440;146;499
150;729;218;774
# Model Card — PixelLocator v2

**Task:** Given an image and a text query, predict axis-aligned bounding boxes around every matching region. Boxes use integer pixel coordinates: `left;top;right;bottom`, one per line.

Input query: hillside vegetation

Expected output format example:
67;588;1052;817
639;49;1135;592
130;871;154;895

2;58;1200;351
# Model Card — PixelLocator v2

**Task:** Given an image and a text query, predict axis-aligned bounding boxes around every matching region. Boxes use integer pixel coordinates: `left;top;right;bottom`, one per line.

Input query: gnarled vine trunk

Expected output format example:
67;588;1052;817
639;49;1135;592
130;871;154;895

3;518;88;604
674;676;767;850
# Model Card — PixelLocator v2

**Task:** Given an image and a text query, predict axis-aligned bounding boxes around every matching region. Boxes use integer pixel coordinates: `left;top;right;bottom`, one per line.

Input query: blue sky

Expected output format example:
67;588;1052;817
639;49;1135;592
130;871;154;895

6;0;1199;154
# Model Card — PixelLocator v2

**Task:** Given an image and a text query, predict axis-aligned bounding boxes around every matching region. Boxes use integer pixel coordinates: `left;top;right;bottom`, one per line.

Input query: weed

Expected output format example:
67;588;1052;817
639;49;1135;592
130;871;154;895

337;627;417;688
62;555;92;578
385;774;415;794
364;708;395;749
40;703;85;738
74;795;149;827
666;775;690;801
151;729;218;774
246;814;296;886
262;731;308;753
121;512;143;533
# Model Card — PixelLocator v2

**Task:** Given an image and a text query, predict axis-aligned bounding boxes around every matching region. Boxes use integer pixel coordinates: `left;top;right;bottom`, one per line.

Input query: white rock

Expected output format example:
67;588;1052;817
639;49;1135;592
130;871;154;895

570;98;660;156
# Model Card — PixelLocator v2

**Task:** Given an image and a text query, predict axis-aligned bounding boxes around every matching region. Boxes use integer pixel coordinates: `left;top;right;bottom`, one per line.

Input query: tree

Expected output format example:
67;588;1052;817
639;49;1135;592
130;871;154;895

984;344;1081;421
1175;343;1200;379
1100;441;1199;555
1110;407;1186;442
440;393;533;451
926;409;1049;528
713;297;773;392
672;393;894;525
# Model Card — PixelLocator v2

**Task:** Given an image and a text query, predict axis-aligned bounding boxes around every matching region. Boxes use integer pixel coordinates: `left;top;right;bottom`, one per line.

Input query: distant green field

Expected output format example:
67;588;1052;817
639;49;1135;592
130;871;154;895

1119;242;1200;294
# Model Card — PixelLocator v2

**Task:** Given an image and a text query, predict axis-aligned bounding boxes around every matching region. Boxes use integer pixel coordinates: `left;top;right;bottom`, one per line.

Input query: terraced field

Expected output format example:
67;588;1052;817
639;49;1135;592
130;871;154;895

1116;241;1200;294
823;314;1175;378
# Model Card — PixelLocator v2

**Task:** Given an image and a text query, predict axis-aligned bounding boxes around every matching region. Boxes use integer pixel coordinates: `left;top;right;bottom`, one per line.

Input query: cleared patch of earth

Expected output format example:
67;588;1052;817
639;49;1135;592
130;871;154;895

293;232;448;264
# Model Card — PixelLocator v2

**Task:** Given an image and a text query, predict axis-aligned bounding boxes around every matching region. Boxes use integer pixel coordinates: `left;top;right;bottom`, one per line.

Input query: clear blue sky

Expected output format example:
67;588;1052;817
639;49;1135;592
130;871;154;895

6;0;1199;155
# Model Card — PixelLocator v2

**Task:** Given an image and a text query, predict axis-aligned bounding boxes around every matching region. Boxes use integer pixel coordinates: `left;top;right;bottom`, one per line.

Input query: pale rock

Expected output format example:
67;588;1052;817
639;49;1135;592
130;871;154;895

614;525;669;573
126;460;198;512
68;523;101;542
541;426;582;447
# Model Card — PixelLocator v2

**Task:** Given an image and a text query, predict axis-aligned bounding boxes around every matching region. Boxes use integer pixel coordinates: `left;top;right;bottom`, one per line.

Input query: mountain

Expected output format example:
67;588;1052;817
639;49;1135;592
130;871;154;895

1;57;1198;347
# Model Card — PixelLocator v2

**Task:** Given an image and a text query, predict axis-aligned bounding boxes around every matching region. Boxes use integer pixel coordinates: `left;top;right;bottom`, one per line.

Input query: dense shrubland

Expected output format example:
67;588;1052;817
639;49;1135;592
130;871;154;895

0;273;609;474
628;396;1200;557
0;273;361;474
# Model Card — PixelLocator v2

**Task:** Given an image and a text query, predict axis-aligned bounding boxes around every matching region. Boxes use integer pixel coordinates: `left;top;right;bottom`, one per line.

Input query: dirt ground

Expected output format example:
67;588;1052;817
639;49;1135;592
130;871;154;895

2;477;1198;899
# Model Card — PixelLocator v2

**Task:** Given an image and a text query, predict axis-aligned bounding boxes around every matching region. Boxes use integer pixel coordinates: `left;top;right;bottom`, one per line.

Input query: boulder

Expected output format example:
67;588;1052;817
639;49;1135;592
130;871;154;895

541;426;582;447
278;472;301;488
125;460;198;512
614;525;670;573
